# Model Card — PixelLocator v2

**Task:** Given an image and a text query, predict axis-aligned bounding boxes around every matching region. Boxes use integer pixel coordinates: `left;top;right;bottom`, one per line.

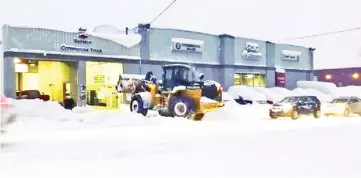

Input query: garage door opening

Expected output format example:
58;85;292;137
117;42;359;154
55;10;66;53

15;58;78;103
85;61;123;108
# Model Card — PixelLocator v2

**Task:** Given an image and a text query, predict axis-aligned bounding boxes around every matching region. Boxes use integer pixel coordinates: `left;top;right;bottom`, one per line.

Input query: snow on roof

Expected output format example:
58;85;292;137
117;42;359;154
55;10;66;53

275;68;285;73
5;24;142;48
162;64;192;68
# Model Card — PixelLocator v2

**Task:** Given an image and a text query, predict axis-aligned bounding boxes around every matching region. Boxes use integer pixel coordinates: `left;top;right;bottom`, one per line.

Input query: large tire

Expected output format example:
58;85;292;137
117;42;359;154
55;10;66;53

270;115;278;119
130;96;148;116
291;109;299;120
168;96;195;118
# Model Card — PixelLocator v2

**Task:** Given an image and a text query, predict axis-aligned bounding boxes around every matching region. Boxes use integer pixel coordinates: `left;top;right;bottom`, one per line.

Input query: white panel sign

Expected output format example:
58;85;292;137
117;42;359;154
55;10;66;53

282;50;301;61
242;42;262;60
171;38;204;53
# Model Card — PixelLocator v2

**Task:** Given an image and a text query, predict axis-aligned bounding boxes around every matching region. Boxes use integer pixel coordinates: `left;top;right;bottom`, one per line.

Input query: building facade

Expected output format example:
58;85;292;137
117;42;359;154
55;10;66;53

314;68;361;86
1;24;314;105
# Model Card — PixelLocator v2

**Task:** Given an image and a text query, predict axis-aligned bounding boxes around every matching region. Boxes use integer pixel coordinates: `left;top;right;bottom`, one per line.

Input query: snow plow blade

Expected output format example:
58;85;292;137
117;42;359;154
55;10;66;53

187;102;225;121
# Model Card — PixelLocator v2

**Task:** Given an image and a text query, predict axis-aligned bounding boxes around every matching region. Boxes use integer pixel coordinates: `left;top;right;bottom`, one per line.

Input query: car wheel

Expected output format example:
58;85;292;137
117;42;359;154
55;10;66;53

130;96;148;116
270;115;278;119
291;110;299;120
344;108;350;117
314;110;321;118
168;96;194;118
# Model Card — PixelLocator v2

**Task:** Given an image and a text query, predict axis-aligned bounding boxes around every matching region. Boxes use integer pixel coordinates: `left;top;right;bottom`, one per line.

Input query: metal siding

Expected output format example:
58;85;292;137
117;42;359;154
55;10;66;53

149;28;219;63
4;26;140;57
234;38;267;66
286;70;309;89
275;44;311;70
314;68;361;86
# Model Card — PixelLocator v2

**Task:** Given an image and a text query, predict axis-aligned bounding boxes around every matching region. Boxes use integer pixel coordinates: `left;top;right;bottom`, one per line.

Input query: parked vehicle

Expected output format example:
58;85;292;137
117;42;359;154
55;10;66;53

17;90;50;101
269;96;321;119
324;96;361;117
1;94;17;133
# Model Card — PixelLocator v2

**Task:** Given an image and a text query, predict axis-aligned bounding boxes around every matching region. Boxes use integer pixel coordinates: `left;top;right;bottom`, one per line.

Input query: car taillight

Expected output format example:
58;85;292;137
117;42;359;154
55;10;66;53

217;87;223;92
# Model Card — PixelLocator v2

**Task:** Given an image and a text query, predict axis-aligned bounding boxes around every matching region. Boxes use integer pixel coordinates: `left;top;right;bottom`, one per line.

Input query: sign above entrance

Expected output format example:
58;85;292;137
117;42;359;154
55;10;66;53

74;32;92;44
60;44;102;53
242;42;262;60
282;50;301;61
171;38;204;53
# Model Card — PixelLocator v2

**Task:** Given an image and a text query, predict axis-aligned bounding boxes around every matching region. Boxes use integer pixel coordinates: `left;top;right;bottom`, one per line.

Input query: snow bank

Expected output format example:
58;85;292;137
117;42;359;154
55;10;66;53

304;88;333;102
269;87;292;96
333;86;361;98
291;88;310;96
227;86;267;103
253;87;284;102
8;99;76;119
297;81;337;95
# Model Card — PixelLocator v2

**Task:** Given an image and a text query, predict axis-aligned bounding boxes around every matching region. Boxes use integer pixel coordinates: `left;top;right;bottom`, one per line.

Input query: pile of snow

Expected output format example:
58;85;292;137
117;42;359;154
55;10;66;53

8;99;76;119
227;85;267;104
333;86;361;98
222;92;234;102
253;87;284;102
304;88;333;102
291;88;310;96
269;87;292;96
297;81;337;95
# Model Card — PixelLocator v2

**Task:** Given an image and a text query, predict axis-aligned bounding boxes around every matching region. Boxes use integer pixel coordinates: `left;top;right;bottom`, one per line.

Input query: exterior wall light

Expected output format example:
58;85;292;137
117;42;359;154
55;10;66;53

325;74;332;80
13;57;21;64
352;73;359;79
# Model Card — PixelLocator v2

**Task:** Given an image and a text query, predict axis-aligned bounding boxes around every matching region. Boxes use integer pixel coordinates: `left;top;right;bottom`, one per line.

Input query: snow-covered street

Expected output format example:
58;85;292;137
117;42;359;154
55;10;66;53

1;99;361;178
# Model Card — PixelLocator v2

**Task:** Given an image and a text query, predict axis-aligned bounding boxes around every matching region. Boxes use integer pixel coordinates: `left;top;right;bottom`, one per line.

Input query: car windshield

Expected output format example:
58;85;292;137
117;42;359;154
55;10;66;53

279;97;299;103
331;98;349;103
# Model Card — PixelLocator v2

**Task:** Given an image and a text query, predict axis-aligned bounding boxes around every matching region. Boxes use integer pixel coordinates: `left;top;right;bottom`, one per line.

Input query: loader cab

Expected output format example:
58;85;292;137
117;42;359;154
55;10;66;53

162;64;203;91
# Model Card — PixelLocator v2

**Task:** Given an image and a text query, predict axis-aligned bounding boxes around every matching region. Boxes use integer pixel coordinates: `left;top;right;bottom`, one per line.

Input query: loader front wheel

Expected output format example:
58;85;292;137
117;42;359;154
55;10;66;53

130;96;148;116
169;96;194;118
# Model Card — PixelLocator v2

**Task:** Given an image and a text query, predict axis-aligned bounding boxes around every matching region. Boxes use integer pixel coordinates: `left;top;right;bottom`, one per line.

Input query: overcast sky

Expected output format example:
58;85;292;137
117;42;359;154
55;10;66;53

1;0;360;69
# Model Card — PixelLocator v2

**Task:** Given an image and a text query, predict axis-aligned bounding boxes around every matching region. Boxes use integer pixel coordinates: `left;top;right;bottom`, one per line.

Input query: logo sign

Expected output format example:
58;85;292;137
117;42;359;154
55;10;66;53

282;50;301;61
241;42;262;60
94;75;105;83
171;38;204;53
74;32;92;44
275;69;285;87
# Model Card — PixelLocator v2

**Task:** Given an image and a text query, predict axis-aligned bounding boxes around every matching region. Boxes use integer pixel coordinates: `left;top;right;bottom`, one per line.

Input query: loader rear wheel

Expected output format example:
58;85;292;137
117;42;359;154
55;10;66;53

130;96;148;116
169;96;194;118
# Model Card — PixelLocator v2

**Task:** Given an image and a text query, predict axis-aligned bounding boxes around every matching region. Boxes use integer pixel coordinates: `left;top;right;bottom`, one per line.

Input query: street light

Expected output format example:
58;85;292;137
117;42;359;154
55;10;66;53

352;73;359;79
325;74;332;80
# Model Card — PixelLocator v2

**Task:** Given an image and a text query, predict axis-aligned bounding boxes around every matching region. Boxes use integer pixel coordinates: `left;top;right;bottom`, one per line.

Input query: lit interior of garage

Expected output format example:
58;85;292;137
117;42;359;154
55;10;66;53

85;61;123;108
15;58;78;103
234;73;266;87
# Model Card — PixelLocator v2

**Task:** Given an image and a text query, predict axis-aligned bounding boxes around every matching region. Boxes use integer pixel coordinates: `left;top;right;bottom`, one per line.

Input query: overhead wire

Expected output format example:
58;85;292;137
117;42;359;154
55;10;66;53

279;27;361;42
149;0;177;24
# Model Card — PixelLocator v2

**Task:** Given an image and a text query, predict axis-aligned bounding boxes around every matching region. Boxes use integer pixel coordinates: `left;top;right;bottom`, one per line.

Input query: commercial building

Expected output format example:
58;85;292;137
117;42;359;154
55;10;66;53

313;68;361;86
1;24;314;107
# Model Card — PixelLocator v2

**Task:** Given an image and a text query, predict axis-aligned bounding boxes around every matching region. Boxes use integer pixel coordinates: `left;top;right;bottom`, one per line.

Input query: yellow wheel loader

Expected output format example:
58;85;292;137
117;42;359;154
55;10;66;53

129;64;224;120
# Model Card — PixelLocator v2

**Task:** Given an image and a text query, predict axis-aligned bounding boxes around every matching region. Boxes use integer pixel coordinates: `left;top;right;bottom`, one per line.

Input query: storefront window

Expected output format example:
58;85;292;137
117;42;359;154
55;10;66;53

233;73;266;87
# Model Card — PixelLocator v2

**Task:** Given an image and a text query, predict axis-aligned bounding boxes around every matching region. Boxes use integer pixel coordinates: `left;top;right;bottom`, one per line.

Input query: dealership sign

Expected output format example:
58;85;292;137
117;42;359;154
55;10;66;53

171;38;204;53
60;33;102;53
242;42;262;60
282;50;301;61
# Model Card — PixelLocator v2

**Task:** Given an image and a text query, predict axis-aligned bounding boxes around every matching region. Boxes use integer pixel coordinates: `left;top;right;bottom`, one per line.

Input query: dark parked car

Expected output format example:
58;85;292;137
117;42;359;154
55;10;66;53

17;90;50;101
269;96;321;119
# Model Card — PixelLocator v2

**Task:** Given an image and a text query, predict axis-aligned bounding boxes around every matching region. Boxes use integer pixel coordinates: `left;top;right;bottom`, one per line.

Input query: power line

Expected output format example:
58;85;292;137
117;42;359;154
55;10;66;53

149;0;177;24
280;27;361;42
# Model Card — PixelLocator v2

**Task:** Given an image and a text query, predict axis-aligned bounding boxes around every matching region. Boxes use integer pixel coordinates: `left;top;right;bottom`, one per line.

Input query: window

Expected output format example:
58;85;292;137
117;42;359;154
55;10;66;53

233;73;266;87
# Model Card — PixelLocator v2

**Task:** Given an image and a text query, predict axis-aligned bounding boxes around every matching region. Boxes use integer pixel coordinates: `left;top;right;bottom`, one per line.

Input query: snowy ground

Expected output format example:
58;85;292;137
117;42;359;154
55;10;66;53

1;99;361;178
